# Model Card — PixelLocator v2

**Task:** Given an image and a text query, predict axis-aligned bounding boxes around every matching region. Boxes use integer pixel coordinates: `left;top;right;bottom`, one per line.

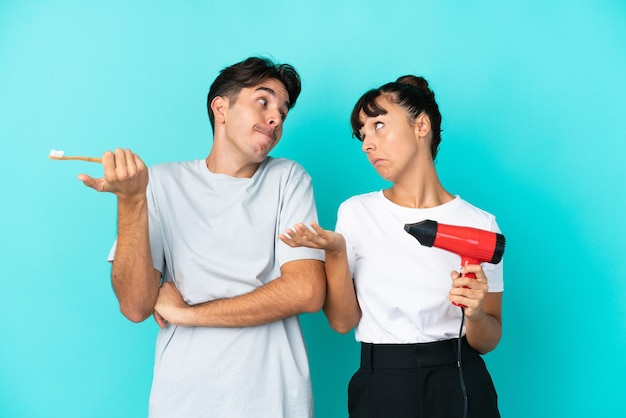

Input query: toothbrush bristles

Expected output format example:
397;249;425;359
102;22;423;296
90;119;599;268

49;149;65;157
48;149;102;163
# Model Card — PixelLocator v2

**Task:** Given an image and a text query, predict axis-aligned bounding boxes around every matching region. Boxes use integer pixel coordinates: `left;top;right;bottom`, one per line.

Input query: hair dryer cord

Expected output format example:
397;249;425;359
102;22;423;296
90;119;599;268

458;307;468;418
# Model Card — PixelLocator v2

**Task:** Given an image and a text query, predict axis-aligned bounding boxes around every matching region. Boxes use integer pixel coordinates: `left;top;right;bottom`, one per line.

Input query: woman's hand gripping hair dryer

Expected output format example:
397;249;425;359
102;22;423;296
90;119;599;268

404;220;506;307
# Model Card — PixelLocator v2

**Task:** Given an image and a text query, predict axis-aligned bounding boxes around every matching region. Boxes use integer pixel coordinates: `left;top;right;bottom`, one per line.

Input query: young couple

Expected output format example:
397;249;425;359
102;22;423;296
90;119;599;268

80;56;503;418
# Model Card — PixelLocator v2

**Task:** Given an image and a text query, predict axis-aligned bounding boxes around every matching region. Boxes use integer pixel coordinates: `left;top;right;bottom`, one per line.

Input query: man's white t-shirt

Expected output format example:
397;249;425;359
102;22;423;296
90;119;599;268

110;157;324;418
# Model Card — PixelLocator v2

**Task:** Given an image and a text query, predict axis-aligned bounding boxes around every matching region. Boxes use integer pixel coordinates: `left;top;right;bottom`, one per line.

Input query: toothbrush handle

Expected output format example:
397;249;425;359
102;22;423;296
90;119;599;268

49;156;102;163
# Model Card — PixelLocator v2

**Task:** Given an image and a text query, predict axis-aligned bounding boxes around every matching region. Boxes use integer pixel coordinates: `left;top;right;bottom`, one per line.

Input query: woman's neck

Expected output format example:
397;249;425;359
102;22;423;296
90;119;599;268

384;167;454;209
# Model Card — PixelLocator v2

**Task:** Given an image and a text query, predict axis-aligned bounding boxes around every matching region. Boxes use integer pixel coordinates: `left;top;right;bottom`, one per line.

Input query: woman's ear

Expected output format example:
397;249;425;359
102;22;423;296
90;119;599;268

414;112;432;139
211;96;229;124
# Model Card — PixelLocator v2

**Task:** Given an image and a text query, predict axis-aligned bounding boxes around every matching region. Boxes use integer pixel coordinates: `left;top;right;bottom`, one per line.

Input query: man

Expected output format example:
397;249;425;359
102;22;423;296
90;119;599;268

79;57;326;417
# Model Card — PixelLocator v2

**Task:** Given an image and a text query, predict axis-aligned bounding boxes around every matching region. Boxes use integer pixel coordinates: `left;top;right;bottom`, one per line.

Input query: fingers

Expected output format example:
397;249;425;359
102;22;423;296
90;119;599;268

153;311;167;329
309;223;325;235
105;148;140;181
101;150;115;183
280;223;314;248
280;223;330;250
294;222;318;239
100;148;148;198
112;148;145;178
76;148;146;196
460;264;487;282
449;281;487;299
449;264;489;311
77;173;104;191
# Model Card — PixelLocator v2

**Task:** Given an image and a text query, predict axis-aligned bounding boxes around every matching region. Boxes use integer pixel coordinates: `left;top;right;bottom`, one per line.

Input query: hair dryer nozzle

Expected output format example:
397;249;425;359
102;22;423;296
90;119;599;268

404;219;506;266
404;220;438;247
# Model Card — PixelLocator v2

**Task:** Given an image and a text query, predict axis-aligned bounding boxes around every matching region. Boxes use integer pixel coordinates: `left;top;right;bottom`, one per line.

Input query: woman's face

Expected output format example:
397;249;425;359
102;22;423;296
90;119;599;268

358;96;420;182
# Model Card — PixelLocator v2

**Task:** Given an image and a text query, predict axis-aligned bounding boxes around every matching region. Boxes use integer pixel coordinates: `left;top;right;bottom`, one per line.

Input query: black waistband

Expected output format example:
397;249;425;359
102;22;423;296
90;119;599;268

360;337;479;370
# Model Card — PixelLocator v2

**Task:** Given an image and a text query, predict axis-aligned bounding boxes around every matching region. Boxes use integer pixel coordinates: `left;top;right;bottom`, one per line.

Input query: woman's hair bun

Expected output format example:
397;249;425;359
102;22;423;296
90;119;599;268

395;75;432;95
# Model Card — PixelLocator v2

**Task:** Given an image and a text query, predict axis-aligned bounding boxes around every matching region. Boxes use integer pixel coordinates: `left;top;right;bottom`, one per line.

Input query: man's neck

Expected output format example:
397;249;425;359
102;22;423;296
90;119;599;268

204;151;262;178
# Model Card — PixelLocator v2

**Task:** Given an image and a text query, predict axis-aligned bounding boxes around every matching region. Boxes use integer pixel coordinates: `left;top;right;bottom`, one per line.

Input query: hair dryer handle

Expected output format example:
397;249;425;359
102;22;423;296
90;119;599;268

453;257;479;308
460;257;479;279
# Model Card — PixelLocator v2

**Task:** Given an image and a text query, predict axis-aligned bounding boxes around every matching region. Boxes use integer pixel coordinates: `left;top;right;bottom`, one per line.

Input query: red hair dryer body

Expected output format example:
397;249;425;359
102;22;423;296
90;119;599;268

404;220;506;306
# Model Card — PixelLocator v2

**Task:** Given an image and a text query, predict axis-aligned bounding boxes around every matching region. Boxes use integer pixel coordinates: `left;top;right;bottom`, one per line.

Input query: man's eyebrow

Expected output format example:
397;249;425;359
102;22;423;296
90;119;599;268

255;86;290;109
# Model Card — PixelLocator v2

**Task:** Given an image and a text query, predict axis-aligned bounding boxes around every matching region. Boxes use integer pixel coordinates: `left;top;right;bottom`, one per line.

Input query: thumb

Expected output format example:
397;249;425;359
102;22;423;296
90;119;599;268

77;174;106;192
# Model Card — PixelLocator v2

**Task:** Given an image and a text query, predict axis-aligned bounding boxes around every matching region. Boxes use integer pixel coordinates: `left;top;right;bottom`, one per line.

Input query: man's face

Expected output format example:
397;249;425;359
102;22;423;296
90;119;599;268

222;78;290;164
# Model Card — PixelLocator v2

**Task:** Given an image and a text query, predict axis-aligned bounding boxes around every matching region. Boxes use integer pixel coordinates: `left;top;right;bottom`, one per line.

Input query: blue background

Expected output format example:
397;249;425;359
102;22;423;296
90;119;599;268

1;1;625;417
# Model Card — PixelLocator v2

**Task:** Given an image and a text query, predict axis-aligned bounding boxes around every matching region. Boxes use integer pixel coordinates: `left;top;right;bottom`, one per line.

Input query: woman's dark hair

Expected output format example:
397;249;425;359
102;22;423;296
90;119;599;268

350;75;443;160
206;56;302;130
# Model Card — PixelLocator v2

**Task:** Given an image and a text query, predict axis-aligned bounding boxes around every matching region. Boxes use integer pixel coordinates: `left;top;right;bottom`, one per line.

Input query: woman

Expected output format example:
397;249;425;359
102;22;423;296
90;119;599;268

280;75;503;417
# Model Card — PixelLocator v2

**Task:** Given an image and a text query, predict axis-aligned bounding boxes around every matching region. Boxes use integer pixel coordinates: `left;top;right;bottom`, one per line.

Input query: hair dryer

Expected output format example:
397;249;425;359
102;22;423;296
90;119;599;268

404;220;505;275
404;220;505;306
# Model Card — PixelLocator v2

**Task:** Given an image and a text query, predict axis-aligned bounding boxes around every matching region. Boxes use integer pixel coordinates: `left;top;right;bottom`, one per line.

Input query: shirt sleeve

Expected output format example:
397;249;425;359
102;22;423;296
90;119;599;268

483;216;504;292
335;201;356;277
275;163;325;266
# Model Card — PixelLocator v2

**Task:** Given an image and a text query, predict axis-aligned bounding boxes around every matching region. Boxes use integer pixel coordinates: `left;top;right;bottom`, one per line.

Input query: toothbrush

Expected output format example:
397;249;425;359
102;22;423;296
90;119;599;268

49;149;102;163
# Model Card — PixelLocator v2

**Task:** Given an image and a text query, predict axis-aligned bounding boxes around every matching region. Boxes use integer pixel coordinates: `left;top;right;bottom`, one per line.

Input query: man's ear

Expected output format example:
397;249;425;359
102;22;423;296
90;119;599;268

414;112;432;139
211;96;229;124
